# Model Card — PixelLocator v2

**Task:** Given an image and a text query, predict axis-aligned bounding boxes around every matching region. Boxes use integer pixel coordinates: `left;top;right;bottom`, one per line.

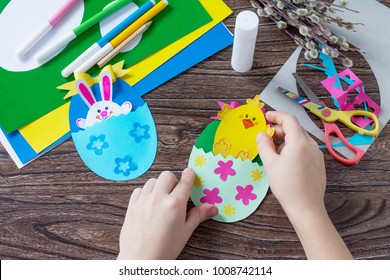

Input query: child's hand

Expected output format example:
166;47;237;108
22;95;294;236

256;111;326;215
117;168;218;260
257;111;352;259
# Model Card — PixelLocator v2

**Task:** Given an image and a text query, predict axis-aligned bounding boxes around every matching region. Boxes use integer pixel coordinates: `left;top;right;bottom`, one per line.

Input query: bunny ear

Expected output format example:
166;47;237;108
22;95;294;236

100;71;113;102
76;79;96;108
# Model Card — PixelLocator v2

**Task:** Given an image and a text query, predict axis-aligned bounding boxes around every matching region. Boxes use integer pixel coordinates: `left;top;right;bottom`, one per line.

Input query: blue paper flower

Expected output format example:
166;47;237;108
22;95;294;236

114;156;137;176
129;122;150;142
86;134;109;155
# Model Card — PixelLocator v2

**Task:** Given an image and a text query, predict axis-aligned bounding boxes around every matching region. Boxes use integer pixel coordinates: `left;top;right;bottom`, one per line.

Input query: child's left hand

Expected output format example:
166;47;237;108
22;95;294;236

117;168;218;259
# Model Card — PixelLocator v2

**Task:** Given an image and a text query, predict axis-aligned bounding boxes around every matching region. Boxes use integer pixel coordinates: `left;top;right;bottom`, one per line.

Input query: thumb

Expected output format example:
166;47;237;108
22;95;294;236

185;204;218;234
256;132;278;166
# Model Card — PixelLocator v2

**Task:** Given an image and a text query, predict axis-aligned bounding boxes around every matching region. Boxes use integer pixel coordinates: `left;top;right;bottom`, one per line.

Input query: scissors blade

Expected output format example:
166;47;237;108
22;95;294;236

278;87;325;112
292;73;322;104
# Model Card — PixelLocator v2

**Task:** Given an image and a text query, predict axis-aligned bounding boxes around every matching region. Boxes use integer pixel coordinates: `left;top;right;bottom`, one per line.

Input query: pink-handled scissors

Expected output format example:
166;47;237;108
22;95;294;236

278;73;379;165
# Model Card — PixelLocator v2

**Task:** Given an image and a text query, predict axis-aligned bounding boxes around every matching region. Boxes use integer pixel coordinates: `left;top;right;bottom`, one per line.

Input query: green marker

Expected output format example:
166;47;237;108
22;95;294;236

36;0;133;63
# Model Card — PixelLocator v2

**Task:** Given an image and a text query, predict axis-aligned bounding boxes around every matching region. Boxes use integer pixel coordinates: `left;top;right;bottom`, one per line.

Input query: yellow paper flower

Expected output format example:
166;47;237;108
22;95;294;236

194;155;206;167
193;176;204;188
221;204;236;217
250;168;263;181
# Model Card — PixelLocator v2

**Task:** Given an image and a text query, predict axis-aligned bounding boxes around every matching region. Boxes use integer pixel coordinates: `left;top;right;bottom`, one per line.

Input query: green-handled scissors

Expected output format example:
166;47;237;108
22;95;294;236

278;73;379;165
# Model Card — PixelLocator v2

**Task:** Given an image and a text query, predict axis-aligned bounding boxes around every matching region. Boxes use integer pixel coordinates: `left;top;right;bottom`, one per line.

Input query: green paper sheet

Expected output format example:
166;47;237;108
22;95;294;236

0;0;212;133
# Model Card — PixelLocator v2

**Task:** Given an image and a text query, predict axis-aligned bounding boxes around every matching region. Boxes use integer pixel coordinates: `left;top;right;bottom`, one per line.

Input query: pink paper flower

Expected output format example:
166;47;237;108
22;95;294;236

200;188;222;205
214;160;236;181
235;184;257;206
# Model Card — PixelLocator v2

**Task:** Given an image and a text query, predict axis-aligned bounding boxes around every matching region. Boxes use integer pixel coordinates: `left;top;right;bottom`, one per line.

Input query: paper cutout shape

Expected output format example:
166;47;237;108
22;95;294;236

321;69;381;128
69;66;157;181
213;96;274;160
189;98;270;223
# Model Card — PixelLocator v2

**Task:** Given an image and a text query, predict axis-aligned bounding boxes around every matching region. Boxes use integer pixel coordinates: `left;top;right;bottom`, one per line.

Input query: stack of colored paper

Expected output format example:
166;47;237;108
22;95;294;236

0;0;233;168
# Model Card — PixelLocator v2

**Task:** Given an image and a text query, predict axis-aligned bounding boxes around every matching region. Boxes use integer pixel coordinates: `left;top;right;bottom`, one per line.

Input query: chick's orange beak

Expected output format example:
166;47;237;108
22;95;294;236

242;118;254;129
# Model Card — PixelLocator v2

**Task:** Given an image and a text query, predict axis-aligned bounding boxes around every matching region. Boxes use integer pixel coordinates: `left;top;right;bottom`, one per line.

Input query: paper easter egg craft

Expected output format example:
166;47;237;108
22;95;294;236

189;96;274;223
68;65;157;181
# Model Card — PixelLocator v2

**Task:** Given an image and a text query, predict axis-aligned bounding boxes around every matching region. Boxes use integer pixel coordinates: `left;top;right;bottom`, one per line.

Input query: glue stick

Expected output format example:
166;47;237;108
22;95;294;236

231;10;259;73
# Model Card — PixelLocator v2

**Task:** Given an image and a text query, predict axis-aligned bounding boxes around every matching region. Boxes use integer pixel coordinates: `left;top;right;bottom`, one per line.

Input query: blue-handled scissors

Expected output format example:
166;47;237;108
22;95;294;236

278;73;379;165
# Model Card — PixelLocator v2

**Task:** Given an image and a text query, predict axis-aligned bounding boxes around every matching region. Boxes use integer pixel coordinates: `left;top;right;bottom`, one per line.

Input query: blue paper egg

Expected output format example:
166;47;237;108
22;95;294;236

69;77;157;181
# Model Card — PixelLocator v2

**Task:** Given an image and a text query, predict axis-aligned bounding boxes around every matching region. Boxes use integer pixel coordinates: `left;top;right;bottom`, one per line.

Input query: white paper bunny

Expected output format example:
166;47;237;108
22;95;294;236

76;71;132;129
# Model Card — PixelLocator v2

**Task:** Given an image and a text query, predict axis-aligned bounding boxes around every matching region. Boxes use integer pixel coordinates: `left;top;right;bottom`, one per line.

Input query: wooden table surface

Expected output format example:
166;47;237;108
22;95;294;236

1;0;389;260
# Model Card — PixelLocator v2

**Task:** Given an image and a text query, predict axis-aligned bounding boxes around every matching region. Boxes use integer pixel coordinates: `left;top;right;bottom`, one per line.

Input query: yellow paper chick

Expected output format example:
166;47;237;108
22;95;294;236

213;96;274;160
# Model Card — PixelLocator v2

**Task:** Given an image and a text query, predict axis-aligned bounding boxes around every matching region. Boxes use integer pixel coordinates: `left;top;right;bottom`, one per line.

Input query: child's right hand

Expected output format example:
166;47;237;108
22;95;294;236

257;111;352;259
256;111;326;217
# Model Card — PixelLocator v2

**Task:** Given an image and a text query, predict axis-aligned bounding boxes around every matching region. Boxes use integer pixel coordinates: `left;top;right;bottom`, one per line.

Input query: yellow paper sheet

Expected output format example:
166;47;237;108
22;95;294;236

19;102;70;153
125;0;232;85
20;0;232;153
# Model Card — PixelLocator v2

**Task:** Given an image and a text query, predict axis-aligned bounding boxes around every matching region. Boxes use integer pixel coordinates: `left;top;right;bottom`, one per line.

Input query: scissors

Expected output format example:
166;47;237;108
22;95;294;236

278;73;379;165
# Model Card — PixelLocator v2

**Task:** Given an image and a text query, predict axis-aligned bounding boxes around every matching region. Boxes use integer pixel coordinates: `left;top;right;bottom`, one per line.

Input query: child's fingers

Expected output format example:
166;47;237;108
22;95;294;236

266;111;308;144
185;203;218;235
141;178;156;194
257;132;278;167
154;171;178;194
171;168;195;200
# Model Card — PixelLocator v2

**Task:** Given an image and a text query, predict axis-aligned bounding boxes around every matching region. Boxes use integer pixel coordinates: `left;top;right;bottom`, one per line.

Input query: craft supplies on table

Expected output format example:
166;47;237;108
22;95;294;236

74;0;169;74
62;0;156;77
0;0;233;169
36;0;134;63
17;0;81;57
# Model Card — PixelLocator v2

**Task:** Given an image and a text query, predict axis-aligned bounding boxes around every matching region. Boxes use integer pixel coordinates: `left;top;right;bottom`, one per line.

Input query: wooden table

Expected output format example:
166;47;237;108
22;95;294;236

1;0;389;259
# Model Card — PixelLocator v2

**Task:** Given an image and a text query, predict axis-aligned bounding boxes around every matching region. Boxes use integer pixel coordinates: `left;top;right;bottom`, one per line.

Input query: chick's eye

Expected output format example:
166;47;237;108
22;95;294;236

97;109;101;113
105;107;108;110
252;117;256;121
245;114;248;118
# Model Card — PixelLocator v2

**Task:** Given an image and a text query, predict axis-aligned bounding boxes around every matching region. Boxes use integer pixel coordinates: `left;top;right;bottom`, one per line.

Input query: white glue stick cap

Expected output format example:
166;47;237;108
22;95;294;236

231;11;259;73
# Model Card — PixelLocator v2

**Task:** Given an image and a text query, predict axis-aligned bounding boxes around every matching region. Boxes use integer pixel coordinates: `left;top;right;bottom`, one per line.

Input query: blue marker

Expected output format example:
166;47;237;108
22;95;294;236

61;0;156;78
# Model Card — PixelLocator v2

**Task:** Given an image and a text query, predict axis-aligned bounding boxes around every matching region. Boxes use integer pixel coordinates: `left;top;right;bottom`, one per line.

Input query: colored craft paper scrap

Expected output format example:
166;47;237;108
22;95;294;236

19;102;70;153
0;0;212;133
123;0;232;85
189;148;269;223
69;67;157;181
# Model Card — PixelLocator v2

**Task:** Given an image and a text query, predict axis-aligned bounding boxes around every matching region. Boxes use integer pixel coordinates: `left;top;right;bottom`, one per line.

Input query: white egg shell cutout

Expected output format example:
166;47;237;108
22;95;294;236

189;146;269;223
69;78;157;181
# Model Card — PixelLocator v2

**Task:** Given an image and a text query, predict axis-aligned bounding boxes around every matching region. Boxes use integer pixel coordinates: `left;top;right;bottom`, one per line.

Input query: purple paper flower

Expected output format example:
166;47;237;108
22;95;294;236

235;184;257;206
200;188;222;205
214;160;236;181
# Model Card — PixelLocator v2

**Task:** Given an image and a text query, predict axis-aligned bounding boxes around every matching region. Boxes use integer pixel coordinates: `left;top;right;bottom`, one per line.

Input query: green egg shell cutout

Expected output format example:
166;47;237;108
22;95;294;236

189;121;269;223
